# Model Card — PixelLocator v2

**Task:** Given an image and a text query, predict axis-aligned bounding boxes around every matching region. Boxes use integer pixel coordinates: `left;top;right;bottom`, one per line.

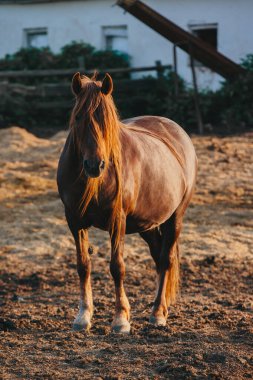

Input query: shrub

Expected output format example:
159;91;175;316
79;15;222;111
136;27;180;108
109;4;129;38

216;55;253;128
0;41;130;83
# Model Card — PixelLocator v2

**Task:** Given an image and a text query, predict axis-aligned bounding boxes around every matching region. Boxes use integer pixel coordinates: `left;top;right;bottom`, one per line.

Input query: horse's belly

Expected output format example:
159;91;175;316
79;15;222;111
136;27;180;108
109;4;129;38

125;216;161;234
125;154;186;233
125;196;179;233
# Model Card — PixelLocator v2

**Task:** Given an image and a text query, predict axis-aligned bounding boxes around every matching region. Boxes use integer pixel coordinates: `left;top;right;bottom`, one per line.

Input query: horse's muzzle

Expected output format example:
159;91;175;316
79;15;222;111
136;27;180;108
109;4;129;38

83;159;105;178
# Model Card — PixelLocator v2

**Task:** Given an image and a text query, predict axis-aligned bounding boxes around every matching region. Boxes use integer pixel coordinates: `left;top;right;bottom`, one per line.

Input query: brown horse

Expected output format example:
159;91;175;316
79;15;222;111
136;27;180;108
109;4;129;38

57;72;197;333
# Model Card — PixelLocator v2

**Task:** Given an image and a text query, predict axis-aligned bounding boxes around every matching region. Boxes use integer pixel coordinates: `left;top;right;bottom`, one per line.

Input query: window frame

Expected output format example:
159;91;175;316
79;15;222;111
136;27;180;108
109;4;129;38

23;27;48;49
102;25;128;53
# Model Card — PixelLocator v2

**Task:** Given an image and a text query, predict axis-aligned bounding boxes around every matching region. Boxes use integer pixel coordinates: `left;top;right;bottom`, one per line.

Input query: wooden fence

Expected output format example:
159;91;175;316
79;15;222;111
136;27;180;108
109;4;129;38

0;63;201;134
0;62;170;80
0;63;171;107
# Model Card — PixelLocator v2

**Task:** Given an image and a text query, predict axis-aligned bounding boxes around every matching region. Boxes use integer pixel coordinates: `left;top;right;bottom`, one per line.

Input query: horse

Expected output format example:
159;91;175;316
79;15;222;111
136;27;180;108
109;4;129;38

57;72;197;333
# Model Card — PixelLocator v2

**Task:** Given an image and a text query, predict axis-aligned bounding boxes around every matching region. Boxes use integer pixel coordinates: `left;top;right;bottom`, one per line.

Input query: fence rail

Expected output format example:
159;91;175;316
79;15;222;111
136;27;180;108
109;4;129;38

0;63;171;79
0;73;165;104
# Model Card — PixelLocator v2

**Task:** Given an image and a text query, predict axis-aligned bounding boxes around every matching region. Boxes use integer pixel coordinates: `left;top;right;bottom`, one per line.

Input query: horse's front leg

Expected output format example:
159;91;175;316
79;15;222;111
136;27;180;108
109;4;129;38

72;229;93;331
110;217;130;333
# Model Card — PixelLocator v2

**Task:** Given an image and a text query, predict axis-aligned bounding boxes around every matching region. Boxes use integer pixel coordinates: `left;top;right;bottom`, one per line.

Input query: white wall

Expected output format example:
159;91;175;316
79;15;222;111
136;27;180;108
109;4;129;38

0;0;252;90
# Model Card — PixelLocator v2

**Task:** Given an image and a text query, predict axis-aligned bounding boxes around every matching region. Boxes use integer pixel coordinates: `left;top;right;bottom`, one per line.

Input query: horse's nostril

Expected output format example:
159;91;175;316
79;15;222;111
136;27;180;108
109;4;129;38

99;160;105;170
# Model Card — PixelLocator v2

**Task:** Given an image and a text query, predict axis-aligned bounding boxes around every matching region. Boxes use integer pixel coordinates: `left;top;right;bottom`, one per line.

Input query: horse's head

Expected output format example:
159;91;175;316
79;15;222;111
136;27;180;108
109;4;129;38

70;72;118;178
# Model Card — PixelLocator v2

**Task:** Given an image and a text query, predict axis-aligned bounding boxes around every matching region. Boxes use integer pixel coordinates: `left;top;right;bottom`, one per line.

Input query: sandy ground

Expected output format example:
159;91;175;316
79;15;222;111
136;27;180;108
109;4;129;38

0;126;252;379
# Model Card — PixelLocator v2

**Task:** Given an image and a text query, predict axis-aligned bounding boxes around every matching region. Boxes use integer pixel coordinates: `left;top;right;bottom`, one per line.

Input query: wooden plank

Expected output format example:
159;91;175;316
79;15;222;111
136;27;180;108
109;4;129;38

0;82;72;97
117;0;245;79
0;64;171;79
189;53;204;134
0;75;164;105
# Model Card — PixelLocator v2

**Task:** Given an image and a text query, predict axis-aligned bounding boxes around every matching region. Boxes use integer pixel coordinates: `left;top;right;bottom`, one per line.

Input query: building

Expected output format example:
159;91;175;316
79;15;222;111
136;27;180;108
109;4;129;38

0;0;252;89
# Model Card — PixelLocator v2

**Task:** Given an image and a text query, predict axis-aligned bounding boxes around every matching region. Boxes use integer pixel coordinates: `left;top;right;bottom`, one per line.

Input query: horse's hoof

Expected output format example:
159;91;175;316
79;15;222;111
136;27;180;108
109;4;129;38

72;321;91;331
72;314;91;332
149;315;167;326
112;318;130;334
72;323;90;332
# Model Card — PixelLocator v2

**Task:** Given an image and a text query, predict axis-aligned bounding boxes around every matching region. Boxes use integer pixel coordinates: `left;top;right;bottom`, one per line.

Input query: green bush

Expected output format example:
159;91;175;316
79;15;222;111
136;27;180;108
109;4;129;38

56;41;95;69
0;40;130;83
0;47;55;71
196;54;253;131
217;55;253;128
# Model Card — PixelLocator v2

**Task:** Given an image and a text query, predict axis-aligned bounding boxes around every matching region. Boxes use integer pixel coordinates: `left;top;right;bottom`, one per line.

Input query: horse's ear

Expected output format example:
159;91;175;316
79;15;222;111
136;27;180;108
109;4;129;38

101;73;113;95
72;72;82;96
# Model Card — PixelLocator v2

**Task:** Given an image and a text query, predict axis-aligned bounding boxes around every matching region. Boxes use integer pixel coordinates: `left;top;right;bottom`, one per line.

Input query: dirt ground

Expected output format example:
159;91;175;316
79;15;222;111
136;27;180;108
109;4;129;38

0;126;252;379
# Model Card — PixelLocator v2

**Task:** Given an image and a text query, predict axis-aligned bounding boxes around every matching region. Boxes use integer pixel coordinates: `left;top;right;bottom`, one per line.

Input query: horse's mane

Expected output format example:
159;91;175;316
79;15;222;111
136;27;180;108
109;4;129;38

69;74;122;247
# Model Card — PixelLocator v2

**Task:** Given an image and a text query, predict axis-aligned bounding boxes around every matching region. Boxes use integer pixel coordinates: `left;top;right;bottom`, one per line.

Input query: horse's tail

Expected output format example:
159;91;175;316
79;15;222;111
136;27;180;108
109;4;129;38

165;242;180;306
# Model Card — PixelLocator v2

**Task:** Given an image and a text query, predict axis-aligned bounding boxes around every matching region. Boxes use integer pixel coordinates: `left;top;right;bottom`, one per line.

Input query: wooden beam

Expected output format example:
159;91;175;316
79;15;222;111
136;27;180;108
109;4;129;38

117;0;245;79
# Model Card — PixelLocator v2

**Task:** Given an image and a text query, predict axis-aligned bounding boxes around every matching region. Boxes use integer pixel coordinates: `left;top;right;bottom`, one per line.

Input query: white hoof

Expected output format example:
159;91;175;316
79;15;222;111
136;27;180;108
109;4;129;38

112;317;131;334
72;311;92;331
149;315;167;326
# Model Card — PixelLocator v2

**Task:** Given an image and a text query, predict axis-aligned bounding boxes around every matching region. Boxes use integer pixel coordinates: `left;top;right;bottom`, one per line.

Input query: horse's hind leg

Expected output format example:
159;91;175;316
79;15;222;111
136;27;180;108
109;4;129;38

150;212;182;326
140;227;162;272
72;229;93;331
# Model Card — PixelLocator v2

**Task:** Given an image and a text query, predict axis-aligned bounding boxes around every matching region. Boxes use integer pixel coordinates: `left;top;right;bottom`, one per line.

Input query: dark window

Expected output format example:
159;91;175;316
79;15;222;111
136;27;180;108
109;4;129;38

189;23;218;66
193;28;217;49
